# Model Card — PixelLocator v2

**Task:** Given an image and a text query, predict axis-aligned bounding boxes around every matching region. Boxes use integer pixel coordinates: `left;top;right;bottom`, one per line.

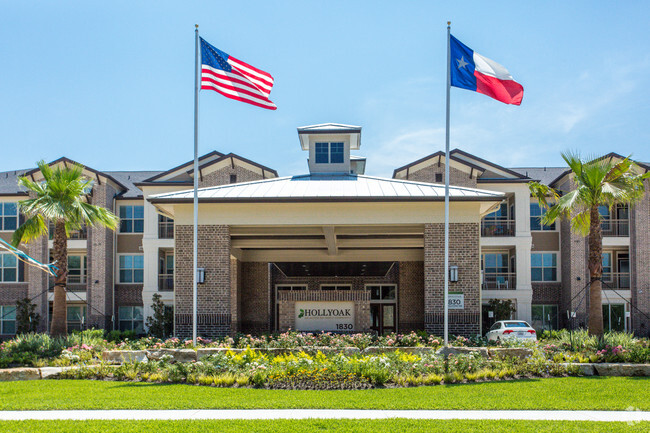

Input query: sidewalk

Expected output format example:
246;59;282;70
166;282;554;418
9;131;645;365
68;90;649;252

0;409;648;422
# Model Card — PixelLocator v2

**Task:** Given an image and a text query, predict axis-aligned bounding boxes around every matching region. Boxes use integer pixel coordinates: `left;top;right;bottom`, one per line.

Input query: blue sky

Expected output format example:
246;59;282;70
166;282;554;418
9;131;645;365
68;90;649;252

1;1;649;177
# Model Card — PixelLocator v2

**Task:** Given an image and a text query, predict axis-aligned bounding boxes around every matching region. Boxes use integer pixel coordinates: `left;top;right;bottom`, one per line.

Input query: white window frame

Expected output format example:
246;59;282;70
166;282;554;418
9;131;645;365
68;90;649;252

119;205;144;233
66;304;87;332
0;253;19;283
319;284;352;291
529;202;557;232
531;304;559;331
118;306;144;333
0;202;18;232
67;254;88;284
0;305;16;335
531;252;560;282
118;254;144;283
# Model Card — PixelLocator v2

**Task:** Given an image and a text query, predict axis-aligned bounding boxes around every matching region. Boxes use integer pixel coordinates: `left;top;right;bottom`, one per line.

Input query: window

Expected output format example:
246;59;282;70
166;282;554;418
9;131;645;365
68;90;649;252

0;253;18;282
118;306;144;333
320;284;351;291
158;215;174;239
0;305;16;334
314;142;344;164
67;305;87;332
276;285;307;291
531;305;558;331
530;203;555;231
367;285;396;301
435;173;443;183
602;252;612;282
531;253;557;282
119;205;144;233
0;203;17;231
67;255;87;284
229;174;237;184
119;255;144;283
482;253;511;288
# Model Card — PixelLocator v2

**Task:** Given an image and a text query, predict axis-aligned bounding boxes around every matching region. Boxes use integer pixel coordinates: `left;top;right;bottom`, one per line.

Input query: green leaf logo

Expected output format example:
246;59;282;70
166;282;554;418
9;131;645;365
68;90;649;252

298;309;304;318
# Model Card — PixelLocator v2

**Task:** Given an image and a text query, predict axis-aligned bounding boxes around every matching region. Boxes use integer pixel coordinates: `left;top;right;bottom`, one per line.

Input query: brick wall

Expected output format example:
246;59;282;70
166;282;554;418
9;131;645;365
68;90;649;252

406;164;477;188
199;164;265;188
230;257;241;333
398;261;424;332
630;179;650;337
424;223;481;336
240;262;270;334
532;282;562;304
87;183;117;330
26;234;49;332
174;224;231;337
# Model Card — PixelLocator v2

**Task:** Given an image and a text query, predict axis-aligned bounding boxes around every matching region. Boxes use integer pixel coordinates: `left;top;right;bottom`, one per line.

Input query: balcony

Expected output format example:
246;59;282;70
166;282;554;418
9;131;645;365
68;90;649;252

48;275;87;292
158;222;174;239
481;220;515;237
482;272;516;290
601;219;629;237
158;274;174;291
602;272;631;290
48;224;88;240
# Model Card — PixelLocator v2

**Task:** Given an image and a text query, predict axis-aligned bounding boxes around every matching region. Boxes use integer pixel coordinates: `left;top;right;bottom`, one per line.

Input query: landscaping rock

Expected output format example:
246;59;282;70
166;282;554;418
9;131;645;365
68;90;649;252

436;346;490;359
0;367;41;381
593;363;650;377
39;367;64;379
102;350;148;363
146;349;197;363
562;363;596;376
300;347;361;356
488;348;533;360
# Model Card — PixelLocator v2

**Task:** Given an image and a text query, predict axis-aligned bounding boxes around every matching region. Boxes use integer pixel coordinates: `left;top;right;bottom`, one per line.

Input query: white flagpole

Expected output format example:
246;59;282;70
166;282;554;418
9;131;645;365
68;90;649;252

192;24;200;345
444;21;451;346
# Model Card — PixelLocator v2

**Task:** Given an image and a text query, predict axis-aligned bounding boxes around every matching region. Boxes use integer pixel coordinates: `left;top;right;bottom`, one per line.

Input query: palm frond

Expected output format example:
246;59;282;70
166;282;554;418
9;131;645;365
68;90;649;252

11;215;48;246
570;210;591;237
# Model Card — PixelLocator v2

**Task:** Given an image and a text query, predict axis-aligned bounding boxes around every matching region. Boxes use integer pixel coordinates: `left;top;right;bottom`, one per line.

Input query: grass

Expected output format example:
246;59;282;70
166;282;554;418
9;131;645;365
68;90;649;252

0;420;648;433
0;377;647;411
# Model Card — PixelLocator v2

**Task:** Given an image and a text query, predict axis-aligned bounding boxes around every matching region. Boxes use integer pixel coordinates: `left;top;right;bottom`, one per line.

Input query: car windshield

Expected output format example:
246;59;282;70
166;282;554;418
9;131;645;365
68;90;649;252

504;322;529;328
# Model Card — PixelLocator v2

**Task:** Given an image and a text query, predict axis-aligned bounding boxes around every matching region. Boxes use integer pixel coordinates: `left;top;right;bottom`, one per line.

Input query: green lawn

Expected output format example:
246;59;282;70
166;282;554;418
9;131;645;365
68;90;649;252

0;377;647;411
0;420;647;433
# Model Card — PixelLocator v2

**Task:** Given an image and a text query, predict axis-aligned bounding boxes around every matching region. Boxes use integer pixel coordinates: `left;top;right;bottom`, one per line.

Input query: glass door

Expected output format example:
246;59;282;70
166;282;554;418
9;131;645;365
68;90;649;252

368;284;397;335
603;304;625;332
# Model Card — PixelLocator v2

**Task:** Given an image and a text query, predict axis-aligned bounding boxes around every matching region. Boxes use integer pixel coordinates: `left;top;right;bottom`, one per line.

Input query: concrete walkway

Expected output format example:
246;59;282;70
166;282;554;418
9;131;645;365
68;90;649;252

0;409;648;422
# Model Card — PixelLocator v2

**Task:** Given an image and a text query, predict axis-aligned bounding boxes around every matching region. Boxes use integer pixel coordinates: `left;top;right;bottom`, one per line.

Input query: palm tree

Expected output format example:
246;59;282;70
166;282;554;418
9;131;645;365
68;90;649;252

529;152;649;336
11;161;119;336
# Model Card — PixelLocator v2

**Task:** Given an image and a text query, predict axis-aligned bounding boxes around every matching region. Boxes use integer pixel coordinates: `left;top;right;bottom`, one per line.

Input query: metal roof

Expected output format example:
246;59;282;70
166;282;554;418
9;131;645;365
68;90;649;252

149;173;505;203
297;123;361;134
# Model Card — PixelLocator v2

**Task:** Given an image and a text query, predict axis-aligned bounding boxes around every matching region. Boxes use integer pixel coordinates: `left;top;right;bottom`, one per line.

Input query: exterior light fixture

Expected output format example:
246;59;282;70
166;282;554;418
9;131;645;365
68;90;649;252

449;265;459;282
197;267;206;284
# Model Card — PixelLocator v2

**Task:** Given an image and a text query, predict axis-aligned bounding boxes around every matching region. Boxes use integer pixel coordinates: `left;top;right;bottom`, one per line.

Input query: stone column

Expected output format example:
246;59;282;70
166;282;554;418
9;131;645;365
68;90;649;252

424;222;481;337
174;224;231;338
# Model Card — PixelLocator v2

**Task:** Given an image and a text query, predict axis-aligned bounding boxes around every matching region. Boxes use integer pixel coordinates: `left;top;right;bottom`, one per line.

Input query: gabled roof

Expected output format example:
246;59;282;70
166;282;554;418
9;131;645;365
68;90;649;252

149;173;504;203
186;152;278;178
547;152;650;187
510;167;566;186
393;150;486;178
450;149;530;180
23;157;128;192
142;151;225;182
0;169;31;195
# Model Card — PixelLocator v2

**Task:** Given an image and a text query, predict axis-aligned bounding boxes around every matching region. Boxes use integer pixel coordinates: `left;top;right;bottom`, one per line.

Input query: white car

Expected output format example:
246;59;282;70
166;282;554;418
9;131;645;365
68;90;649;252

486;320;537;342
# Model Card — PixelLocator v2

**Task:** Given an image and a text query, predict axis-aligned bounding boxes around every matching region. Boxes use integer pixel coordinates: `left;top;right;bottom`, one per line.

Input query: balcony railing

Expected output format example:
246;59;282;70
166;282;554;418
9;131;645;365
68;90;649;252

159;223;174;239
48;224;88;240
601;219;629;237
482;272;516;290
158;274;174;291
481;220;515;237
602;272;631;290
48;275;87;292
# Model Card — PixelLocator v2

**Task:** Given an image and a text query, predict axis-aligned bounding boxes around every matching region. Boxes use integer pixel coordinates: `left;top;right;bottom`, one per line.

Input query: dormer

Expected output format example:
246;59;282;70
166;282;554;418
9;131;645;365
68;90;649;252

298;123;362;174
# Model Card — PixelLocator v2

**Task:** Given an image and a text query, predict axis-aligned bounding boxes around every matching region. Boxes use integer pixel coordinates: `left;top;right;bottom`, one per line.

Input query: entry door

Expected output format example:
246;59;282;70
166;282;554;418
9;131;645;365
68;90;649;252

370;303;396;334
617;254;630;289
603;304;625;332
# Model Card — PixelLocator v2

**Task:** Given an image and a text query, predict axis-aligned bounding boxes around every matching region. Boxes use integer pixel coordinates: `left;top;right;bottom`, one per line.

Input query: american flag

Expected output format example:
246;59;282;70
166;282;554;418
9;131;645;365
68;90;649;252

200;38;276;110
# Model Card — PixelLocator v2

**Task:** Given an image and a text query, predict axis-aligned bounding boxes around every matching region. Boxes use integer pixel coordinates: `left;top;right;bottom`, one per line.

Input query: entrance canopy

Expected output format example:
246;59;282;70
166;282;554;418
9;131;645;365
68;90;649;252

149;173;504;262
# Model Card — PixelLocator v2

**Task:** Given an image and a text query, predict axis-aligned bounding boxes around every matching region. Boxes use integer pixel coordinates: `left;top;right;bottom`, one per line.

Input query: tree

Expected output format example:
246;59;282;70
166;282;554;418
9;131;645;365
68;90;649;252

11;161;119;336
529;152;649;337
15;297;40;334
146;293;173;339
488;299;517;321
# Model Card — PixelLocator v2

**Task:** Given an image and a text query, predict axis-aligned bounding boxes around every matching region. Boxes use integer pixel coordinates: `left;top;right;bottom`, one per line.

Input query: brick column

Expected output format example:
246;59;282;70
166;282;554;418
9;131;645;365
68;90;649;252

424;223;481;337
175;224;231;338
560;219;588;329
398;261;424;332
240;262;270;334
26;235;49;332
630;182;650;337
87;183;116;330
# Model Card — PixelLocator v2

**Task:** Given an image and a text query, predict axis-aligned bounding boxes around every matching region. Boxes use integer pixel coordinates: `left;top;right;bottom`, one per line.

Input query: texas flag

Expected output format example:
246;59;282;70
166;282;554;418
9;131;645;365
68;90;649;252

450;35;523;105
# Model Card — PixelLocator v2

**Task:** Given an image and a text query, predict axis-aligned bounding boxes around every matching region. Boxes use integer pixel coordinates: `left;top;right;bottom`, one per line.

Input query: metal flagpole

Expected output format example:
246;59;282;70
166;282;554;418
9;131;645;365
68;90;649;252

192;24;200;345
444;21;451;346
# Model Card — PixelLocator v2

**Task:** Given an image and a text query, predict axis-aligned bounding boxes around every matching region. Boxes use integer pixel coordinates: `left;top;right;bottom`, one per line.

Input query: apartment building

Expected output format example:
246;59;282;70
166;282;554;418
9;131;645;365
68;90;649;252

0;124;647;338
